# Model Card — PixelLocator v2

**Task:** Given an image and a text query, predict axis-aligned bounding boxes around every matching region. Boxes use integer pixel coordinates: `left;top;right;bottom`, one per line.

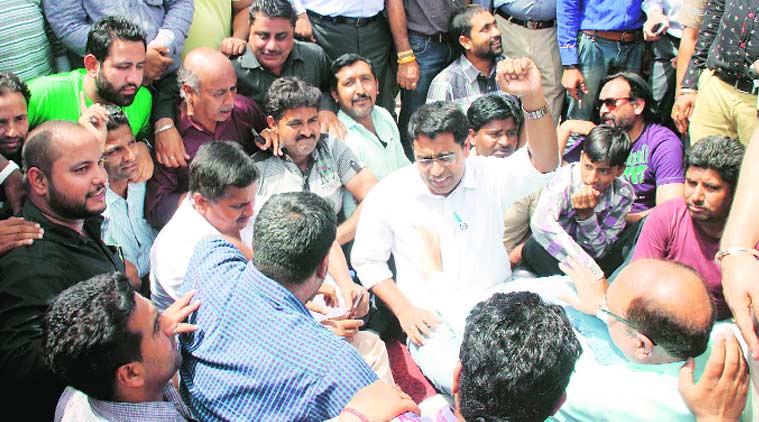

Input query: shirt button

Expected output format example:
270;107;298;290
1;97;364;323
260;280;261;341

741;42;747;48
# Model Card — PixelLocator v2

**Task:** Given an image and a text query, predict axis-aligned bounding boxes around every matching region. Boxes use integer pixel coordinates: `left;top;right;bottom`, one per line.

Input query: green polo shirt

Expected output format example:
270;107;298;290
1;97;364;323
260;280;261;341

27;68;152;138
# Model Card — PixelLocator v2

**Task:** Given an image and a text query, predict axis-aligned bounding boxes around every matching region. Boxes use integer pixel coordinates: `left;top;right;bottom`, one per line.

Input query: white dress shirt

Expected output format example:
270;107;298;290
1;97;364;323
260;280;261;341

351;148;553;310
298;0;384;17
150;197;252;312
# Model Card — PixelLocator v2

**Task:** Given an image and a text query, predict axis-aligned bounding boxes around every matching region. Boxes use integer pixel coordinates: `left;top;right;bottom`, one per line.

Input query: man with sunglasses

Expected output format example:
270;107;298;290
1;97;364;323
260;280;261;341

553;258;751;421
560;72;684;224
351;57;558;393
101;108;157;292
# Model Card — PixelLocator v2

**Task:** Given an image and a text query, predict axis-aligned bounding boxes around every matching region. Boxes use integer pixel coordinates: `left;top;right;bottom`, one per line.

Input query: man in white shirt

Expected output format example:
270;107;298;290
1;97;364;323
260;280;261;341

150;141;257;312
351;57;559;393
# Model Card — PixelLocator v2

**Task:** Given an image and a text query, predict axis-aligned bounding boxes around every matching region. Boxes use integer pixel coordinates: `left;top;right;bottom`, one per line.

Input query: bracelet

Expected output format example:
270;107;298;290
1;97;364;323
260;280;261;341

714;248;759;265
397;55;417;65
154;123;175;135
523;103;548;120
678;88;696;95
397;49;414;59
0;160;20;185
340;407;369;422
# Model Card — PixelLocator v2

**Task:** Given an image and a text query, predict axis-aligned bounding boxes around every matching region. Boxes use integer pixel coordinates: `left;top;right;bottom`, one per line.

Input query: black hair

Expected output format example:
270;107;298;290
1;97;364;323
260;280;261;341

467;94;523;133
449;4;487;44
686;135;745;191
42;272;141;401
189;141;259;201
582;124;632;168
104;105;130;132
330;53;378;90
22;120;82;176
459;292;581;422
265;76;321;121
0;72;30;104
601;72;659;124
409;101;470;147
249;0;297;27
252;192;336;286
86;16;146;62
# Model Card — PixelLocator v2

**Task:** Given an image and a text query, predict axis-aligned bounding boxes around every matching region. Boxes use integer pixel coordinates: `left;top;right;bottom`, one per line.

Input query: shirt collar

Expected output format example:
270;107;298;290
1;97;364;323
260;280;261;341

459;54;503;84
239;41;305;71
245;263;312;318
22;200;105;248
87;383;195;422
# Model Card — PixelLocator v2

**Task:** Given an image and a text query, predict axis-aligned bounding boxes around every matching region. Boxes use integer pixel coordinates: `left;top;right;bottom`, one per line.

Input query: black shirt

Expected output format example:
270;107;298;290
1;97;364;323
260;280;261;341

0;200;124;420
683;0;759;91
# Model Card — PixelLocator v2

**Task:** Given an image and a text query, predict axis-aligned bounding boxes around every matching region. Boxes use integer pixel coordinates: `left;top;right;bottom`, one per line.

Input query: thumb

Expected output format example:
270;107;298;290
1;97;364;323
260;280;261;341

79;92;88;115
677;358;696;391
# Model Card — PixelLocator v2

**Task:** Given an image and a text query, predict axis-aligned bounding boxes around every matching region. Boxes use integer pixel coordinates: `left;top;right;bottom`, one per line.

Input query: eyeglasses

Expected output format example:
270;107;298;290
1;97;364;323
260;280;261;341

597;298;656;345
595;97;633;110
415;152;458;168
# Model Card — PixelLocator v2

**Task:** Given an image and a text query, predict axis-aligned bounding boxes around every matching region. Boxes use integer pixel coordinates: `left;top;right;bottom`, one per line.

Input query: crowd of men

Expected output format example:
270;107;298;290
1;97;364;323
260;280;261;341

0;0;758;420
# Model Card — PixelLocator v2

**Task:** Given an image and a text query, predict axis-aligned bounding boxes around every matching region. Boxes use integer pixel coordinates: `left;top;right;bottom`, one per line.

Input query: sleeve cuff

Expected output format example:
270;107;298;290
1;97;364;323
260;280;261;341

355;262;393;290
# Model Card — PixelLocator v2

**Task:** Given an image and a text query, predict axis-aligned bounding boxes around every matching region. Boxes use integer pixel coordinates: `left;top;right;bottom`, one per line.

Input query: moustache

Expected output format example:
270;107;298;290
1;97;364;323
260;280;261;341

296;134;316;142
352;94;371;103
261;49;282;56
87;184;106;199
219;105;234;114
119;83;138;92
0;136;23;144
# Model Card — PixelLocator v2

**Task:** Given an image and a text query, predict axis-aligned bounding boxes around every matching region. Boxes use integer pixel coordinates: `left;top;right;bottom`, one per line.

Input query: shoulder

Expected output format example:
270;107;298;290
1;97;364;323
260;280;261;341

294;40;329;60
28;70;78;93
643;124;682;148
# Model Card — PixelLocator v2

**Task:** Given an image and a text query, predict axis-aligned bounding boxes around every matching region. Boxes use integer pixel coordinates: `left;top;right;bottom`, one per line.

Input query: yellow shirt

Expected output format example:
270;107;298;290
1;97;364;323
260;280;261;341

180;0;237;59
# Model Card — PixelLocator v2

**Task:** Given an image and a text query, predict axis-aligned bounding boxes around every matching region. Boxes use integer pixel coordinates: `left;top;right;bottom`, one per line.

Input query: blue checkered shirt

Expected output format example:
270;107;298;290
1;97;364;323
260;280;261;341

179;236;377;421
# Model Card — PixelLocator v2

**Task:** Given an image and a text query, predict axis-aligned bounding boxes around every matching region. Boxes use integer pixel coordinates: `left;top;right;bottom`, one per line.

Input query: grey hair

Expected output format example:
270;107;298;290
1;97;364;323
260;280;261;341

177;65;200;100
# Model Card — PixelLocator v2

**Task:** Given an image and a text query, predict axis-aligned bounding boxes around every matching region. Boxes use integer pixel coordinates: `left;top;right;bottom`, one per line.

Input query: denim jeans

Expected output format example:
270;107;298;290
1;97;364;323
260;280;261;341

398;35;457;158
565;33;644;121
649;35;679;129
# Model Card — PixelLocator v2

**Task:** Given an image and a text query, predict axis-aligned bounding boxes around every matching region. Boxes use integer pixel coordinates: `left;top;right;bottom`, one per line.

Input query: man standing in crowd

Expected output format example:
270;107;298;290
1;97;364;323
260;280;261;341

558;0;645;121
427;5;514;110
0;120;125;421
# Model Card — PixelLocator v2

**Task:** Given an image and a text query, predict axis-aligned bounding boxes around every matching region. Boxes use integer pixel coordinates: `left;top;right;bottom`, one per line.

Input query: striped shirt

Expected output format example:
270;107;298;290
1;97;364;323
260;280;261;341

0;0;54;81
426;55;516;111
179;237;377;422
531;162;634;280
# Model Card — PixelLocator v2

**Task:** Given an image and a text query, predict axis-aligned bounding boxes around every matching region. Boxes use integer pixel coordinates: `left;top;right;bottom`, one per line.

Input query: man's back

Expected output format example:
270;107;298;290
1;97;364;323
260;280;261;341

179;237;376;421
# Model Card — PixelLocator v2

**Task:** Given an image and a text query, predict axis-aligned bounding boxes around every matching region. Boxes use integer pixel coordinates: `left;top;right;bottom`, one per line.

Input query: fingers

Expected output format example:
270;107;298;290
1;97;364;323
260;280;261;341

78;92;88;115
406;324;424;346
174;323;200;334
721;331;746;385
704;332;729;381
306;301;330;315
731;301;759;359
677;358;697;392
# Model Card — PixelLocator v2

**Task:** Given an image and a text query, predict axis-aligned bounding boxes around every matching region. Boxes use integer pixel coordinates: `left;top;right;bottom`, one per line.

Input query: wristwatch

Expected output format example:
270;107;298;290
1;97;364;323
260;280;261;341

523;104;548;120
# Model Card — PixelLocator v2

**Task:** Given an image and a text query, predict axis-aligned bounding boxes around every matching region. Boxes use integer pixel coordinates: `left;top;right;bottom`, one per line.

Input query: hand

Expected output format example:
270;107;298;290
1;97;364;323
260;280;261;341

124;260;142;291
295;13;316;42
721;253;759;359
496;57;544;100
0;217;44;254
339;381;420;422
318;110;346;139
571;184;600;220
318;282;340;309
415;225;442;279
341;282;370;319
643;11;670;41
509;242;525;266
155;119;190;167
3;169;25;214
77;93;109;146
673;92;697;134
678;331;749;421
558;257;607;315
322;315;364;340
129;142;154;183
162;289;201;335
561;68;588;101
397;61;420;90
144;45;173;83
561;119;596;137
397;305;440;346
220;37;247;56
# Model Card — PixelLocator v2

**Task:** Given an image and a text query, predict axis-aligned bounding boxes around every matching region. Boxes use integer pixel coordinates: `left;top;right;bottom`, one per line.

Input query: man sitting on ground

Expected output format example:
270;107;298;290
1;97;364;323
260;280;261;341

43;272;199;421
523;125;635;278
632;135;746;320
180;192;377;421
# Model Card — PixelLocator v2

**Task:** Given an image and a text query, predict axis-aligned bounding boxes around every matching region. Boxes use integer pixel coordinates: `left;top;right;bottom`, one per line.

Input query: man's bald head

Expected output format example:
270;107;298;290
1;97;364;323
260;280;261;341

178;47;236;98
608;259;715;362
23;120;96;176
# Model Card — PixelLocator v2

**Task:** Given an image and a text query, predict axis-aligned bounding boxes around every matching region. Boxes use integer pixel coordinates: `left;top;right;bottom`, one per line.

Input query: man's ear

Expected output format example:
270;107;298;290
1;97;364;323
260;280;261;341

452;360;463;395
615;165;626;177
266;115;277;130
26;167;48;196
466;129;476;149
330;88;339;104
192;192;208;215
83;54;100;77
316;253;329;279
459;35;472;51
632;98;645;116
633;332;655;361
115;362;145;390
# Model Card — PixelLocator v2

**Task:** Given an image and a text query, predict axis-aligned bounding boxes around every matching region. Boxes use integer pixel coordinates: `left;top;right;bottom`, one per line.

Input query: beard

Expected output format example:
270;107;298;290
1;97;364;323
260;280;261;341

47;177;106;220
95;70;138;106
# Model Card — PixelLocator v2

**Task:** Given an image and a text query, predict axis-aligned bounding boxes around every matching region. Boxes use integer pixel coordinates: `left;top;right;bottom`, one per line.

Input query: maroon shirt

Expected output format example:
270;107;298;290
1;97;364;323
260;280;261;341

145;94;265;228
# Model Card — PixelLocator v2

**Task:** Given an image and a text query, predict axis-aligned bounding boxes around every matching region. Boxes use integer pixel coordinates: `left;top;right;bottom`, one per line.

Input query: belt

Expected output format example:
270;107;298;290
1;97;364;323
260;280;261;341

306;10;381;27
495;9;555;30
582;29;643;44
714;68;757;94
408;29;450;43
